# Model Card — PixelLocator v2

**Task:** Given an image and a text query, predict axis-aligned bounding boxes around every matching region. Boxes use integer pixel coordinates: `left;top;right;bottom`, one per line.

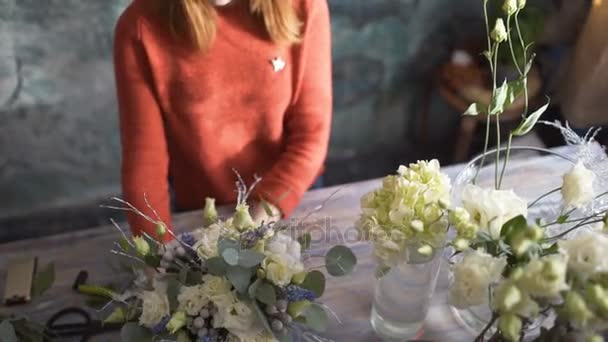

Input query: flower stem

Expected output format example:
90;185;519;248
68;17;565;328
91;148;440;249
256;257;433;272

475;313;498;342
498;134;513;189
528;187;562;208
543;218;605;242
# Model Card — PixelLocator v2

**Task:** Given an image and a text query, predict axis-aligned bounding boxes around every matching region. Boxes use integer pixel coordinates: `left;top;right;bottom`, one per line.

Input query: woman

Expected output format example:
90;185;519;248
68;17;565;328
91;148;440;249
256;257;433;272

114;0;332;239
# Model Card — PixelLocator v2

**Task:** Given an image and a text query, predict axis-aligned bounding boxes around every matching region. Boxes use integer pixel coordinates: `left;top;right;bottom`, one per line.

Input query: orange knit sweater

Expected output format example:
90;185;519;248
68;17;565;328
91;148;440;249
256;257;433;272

113;0;332;238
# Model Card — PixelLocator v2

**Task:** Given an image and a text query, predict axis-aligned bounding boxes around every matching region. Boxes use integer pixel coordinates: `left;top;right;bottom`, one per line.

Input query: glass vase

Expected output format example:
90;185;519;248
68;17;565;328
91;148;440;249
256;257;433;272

370;244;442;341
449;146;576;338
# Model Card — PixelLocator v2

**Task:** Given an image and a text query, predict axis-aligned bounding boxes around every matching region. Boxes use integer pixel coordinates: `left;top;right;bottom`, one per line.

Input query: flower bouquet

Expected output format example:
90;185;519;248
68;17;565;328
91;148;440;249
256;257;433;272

100;180;356;342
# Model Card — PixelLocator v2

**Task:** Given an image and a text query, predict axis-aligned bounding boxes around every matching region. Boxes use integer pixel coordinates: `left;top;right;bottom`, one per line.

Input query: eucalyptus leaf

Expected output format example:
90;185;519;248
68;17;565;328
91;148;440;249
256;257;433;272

255;281;277;305
253;303;273;334
248;279;262;299
120;323;153;342
512;99;549;137
32;262;55;298
226;266;253;293
287;300;311;318
218;239;240;255
222;248;240;266
463;103;483;116
490;79;509;115
303;303;329;333
276;331;294;342
300;271;325;298
207;257;228;276
0;321;18;342
238;250;266;268
325;245;357;277
166;277;181;311
298;233;312;250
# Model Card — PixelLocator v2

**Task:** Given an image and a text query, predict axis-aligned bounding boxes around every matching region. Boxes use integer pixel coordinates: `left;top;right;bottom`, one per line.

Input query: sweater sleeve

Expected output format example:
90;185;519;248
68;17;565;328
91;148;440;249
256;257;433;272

113;10;172;239
253;0;332;216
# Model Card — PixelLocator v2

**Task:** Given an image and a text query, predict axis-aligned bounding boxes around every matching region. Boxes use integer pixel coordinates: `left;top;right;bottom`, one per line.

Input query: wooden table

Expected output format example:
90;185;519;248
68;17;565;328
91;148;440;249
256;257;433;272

0;146;578;342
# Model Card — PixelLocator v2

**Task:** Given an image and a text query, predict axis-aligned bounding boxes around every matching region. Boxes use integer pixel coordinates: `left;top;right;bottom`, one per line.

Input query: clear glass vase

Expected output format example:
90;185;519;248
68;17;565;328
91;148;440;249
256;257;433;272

370;245;442;341
449;146;576;338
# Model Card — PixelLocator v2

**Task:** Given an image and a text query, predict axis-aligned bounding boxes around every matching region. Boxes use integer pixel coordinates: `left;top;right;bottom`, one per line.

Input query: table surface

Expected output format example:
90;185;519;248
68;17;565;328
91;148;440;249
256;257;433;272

0;145;578;342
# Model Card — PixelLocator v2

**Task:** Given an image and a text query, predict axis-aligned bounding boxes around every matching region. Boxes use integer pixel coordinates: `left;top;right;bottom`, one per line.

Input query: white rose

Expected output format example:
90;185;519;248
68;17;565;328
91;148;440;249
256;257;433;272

562;162;596;208
265;232;302;265
262;254;302;287
201;275;236;308
449;250;507;309
177;284;209;316
560;232;608;279
461;185;527;239
214;302;264;341
194;224;223;259
138;282;171;328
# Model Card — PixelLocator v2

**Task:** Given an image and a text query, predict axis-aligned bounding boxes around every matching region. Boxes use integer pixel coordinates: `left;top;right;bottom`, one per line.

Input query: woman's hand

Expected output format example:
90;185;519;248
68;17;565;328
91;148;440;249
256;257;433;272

251;201;282;225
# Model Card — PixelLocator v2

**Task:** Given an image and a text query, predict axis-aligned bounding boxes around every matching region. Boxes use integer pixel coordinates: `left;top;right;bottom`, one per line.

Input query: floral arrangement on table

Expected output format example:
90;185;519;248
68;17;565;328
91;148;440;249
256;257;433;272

100;179;356;342
359;0;608;341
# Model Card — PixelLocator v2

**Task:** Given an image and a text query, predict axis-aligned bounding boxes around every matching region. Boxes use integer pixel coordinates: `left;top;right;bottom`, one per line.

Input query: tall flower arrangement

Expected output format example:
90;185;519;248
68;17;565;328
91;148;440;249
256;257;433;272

99;179;356;342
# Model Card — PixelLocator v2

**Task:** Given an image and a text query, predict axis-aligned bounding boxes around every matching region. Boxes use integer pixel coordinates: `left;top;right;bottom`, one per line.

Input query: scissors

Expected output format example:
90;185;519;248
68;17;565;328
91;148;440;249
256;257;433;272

45;307;122;341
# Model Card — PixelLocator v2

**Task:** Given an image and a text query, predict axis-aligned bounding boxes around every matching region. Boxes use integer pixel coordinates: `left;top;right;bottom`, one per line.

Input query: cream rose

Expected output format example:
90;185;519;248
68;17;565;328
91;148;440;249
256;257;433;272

518;254;568;298
461;185;527;239
214;302;264;341
138;284;171;328
560;232;608;279
194;223;223;259
562;162;596;208
262;254;301;287
201;275;236;308
449;250;507;309
177;284;209;316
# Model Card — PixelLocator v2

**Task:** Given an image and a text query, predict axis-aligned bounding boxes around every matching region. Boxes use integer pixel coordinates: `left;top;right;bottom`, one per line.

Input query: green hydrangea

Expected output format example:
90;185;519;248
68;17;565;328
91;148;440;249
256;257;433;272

358;160;451;264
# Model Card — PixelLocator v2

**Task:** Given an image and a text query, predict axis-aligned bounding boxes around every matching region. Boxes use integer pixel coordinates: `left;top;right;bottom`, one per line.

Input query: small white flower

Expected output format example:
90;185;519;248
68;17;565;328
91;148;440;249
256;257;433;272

562;162;596;208
138;281;171;328
491;18;508;43
560;232;608;279
518;254;568;298
449;250;507;309
194;224;223;259
461;185;527;239
201;275;236;308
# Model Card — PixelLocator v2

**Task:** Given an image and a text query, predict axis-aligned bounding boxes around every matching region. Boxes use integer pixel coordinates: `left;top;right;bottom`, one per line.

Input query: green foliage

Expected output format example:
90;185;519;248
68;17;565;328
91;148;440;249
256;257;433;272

300;271;326;298
120;323;153;342
31;262;55;298
302;303;329;332
207;257;228;276
500;215;528;243
463;103;484;116
222;248;240;266
237;250;266;268
490;80;510;115
325;245;357;277
254;281;277;305
512;100;549;136
226;266;253;293
165;276;181;311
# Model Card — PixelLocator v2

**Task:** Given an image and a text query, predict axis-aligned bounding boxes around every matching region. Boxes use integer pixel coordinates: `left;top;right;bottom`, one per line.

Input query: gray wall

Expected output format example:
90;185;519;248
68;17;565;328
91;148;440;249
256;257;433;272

0;0;487;239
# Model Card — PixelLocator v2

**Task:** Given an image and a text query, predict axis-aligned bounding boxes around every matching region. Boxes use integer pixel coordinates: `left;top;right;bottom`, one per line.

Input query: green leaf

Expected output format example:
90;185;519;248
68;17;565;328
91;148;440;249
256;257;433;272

252;302;273;334
542;243;559;256
463;102;483;116
166;277;181;311
179;267;189;284
512;99;550;136
32;262;55;297
144;255;161;268
226;266;253;293
207;257;228;276
177;330;191;342
120;323;153;342
248;279;262;299
524;53;536;75
500;215;527;242
238;250;266;268
298;233;312;250
222;248;240;266
0;321;18;342
505;79;524;107
300;271;325;298
490;79;509;115
218;239;240;255
119;237;131;252
104;307;126;324
557;215;569;224
255;281;277;305
302;303;329;333
325;245;357;277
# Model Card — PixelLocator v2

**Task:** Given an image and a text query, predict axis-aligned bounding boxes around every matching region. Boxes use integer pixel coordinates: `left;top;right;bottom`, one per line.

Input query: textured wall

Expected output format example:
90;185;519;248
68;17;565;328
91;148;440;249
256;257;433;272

0;0;483;226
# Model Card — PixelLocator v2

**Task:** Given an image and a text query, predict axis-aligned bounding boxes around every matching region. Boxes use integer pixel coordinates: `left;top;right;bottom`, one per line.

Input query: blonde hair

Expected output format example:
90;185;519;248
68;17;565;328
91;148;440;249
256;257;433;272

154;0;301;51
